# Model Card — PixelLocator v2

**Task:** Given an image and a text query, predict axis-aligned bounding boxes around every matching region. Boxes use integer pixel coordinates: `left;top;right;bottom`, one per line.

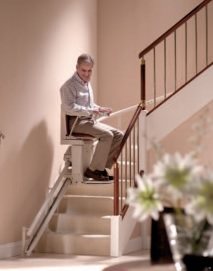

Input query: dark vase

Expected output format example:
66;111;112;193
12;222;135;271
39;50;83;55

183;254;213;271
150;207;174;264
164;211;213;271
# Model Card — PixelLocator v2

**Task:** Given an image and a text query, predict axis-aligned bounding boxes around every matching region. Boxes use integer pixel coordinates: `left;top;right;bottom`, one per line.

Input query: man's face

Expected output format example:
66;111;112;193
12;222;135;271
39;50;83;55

76;62;93;83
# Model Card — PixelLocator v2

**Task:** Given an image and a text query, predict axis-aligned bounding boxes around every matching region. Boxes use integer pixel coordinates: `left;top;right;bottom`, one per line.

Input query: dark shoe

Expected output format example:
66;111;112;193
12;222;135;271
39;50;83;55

84;168;109;181
99;169;114;180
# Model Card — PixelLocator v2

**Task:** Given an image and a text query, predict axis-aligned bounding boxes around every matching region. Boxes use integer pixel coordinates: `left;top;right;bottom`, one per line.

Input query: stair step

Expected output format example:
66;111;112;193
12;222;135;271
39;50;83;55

66;182;114;196
65;180;133;197
57;195;114;215
48;213;111;234
35;232;110;256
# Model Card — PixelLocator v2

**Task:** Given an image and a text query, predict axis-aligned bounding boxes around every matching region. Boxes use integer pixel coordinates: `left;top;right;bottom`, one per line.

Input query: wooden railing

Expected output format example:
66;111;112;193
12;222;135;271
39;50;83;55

112;0;213;216
113;102;144;216
139;0;212;112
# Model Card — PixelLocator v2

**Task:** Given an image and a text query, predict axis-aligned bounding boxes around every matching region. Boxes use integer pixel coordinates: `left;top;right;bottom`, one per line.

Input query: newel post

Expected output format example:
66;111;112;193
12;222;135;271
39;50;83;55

140;57;146;109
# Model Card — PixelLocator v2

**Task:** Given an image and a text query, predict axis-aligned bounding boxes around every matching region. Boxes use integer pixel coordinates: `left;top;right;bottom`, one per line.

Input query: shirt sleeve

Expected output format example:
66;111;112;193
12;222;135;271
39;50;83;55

88;83;100;110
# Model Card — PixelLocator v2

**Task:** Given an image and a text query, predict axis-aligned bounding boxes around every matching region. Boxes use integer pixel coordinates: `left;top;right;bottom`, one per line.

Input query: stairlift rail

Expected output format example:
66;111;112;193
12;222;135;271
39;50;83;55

25;177;71;256
26;160;71;238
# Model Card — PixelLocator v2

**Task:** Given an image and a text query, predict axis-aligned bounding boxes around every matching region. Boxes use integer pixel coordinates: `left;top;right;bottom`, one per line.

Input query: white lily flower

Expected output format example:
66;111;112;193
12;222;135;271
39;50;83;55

152;152;203;201
185;170;213;225
127;174;163;222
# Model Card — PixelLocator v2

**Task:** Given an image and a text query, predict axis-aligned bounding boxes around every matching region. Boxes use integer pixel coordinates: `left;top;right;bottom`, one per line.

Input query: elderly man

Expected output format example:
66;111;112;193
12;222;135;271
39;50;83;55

60;54;123;183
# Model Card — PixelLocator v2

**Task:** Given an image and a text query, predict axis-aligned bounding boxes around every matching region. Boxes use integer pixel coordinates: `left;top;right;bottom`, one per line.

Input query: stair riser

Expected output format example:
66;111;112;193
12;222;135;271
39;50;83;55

35;234;110;256
57;197;113;215
65;182;132;197
49;214;111;234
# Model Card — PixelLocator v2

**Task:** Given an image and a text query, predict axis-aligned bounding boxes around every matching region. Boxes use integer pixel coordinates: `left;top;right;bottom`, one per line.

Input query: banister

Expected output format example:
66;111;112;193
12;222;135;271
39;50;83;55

139;0;212;58
109;96;172;216
113;101;144;163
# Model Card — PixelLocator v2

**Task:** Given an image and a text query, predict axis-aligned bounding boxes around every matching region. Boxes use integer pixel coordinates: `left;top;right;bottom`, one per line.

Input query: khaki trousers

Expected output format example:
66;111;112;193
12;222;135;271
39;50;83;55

71;118;124;171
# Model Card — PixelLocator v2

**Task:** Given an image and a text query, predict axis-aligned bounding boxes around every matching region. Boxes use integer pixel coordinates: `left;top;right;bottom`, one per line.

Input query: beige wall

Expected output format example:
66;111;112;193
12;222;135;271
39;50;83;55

0;0;97;244
147;100;213;173
0;0;211;248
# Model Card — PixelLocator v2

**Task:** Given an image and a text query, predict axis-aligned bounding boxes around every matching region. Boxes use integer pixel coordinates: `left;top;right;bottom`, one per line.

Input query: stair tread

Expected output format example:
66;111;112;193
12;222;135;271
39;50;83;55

53;213;112;218
63;195;113;199
43;231;110;237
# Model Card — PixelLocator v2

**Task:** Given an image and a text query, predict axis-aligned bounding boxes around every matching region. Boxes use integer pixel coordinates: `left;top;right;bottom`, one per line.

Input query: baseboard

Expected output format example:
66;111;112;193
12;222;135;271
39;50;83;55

0;241;22;259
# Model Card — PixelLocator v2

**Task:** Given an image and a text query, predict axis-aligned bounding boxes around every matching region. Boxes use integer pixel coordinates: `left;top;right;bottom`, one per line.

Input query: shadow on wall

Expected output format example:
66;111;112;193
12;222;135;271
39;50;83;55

19;120;54;225
0;120;54;243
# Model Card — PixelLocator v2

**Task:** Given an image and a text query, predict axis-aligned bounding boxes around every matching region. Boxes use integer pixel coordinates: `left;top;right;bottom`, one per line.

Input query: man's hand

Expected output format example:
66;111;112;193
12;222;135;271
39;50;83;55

92;108;100;115
91;107;112;120
99;107;112;116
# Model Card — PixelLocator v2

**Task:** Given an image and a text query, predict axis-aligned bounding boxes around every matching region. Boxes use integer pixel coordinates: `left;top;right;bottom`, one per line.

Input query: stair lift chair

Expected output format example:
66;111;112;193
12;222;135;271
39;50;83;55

61;112;97;183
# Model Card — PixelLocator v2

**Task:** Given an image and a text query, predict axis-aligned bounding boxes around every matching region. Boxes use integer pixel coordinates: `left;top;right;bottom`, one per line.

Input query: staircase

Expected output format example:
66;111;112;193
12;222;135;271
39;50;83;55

32;63;213;257
33;156;141;256
35;182;113;256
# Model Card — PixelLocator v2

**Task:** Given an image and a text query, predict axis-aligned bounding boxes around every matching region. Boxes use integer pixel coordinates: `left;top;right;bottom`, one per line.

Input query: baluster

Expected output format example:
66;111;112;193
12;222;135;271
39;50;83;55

205;4;209;66
153;47;156;106
185;22;188;83
164;38;167;99
174;30;177;91
195;13;198;74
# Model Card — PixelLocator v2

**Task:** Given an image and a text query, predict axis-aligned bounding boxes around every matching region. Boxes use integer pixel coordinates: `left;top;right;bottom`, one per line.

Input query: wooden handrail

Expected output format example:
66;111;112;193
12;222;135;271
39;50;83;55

139;0;212;58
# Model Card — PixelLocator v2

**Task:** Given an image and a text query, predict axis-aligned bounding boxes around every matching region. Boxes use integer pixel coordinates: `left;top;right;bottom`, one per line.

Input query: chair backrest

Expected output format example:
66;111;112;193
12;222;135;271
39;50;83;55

65;115;95;140
65;115;71;136
60;104;95;144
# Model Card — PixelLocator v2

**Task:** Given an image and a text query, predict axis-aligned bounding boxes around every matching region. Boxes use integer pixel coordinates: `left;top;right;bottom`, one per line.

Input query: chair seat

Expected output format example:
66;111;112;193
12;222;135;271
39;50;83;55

65;133;95;141
72;132;95;138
